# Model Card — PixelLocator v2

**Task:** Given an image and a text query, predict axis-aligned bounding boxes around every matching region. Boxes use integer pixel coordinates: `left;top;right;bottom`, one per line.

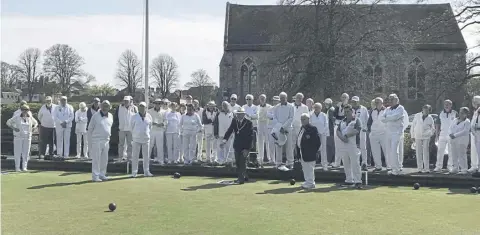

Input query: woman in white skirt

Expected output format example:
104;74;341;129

6;104;38;171
75;102;89;158
165;102;181;164
180;104;203;165
449;107;471;175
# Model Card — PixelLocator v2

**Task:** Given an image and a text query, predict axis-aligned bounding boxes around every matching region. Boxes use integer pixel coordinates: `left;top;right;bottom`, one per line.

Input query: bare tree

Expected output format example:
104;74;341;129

43;44;85;95
1;62;22;89
267;0;411;100
150;54;179;98
186;69;216;104
115;49;142;95
18;48;41;102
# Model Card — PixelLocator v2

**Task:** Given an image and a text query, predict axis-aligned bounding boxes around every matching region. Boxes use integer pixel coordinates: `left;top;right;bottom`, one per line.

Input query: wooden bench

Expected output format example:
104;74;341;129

0;129;40;156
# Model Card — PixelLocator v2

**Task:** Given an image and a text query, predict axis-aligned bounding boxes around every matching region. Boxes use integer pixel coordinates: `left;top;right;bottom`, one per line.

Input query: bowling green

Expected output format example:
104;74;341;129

2;171;478;235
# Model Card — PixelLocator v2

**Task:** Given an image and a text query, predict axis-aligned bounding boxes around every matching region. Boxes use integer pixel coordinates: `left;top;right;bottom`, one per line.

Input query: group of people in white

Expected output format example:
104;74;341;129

6;91;480;184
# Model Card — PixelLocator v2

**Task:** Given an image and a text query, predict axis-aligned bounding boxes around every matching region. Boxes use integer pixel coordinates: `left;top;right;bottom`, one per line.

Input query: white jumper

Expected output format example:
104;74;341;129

130;113;153;176
87;111;113;180
181;113;202;164
273;103;295;166
310;111;329;167
435;110;457;170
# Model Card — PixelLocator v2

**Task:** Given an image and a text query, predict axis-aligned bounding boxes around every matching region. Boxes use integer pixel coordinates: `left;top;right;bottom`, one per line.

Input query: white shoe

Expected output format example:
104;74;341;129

277;165;290;172
388;170;400;176
99;175;109;181
301;184;315;189
131;173;137;178
416;168;423;173
322;166;329;171
144;172;153;177
467;167;478;173
448;169;458;174
22;168;28;172
75;155;81;159
92;178;102;182
15;169;21;172
433;167;442;173
457;171;467;175
421;170;430;173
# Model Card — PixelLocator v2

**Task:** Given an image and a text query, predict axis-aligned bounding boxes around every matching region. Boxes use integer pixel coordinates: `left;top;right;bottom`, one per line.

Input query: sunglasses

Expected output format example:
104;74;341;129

231;98;237;100
246;99;252;101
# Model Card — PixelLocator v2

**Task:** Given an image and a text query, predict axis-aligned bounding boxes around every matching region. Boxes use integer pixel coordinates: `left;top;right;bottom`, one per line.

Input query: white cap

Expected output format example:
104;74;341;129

138;102;147;107
60;96;67;100
207;101;216;106
351;96;360;102
102;100;111;105
123;96;131;101
272;96;280;101
230;94;238;99
45;96;52;101
162;98;170;103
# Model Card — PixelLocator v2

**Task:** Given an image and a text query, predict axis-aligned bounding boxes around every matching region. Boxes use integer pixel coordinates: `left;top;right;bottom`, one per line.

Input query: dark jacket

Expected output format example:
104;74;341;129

224;118;253;151
86;105;100;129
295;124;321;162
202;108;217;125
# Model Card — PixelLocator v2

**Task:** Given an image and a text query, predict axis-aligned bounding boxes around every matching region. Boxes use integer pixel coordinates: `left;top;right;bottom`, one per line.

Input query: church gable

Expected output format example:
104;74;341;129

224;3;467;51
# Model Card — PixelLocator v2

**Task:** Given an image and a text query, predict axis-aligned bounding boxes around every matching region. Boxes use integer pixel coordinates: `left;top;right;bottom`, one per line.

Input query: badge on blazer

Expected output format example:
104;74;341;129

306;134;310;139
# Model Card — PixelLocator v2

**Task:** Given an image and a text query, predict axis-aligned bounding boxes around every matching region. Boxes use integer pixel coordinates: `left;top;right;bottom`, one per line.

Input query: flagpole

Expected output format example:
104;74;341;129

144;0;149;106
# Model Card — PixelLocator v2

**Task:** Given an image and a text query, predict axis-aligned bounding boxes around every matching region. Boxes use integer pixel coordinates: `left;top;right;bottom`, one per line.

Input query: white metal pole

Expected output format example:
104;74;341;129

144;0;149;106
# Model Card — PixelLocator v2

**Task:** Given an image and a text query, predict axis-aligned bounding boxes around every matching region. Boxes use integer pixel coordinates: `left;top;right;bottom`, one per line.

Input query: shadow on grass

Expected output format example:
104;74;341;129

446;187;479;195
181;183;230;191
59;172;87;176
27;176;132;190
1;170;43;174
268;180;285;185
256;187;303;195
257;184;379;195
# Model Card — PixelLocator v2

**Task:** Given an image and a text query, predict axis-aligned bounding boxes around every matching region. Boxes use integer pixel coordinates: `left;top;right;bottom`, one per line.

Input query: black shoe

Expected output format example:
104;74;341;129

234;179;245;184
339;182;354;187
361;165;368;171
244;176;249;182
354;183;363;189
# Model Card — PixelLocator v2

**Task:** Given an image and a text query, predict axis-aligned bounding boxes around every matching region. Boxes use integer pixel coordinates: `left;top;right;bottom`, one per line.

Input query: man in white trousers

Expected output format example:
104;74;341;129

88;100;113;182
257;94;272;167
193;98;204;162
148;99;167;165
273;92;295;169
130;102;153;178
469;95;480;173
214;101;234;165
382;94;406;176
336;105;363;189
398;108;409;170
115;96;137;161
310;103;329;171
333;93;350;168
351;96;369;171
202;101;218;163
367;97;387;171
292;93;310;157
54;96;74;158
434;100;457;172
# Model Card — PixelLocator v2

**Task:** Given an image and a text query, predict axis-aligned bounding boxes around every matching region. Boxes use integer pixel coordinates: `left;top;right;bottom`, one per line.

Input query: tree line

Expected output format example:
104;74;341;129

1;45;217;101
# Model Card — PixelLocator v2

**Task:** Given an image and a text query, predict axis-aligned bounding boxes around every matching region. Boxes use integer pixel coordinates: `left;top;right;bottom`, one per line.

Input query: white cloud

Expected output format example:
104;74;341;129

1;14;225;89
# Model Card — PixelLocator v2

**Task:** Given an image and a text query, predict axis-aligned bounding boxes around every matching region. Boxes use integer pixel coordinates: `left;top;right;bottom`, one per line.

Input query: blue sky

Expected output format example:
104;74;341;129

1;0;478;90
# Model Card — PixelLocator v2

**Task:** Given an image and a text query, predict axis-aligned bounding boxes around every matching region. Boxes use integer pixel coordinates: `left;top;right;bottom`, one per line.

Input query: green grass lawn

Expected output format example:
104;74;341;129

2;171;479;235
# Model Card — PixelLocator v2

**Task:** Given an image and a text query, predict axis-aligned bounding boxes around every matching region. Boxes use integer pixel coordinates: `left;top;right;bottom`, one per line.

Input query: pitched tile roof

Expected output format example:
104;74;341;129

224;3;466;51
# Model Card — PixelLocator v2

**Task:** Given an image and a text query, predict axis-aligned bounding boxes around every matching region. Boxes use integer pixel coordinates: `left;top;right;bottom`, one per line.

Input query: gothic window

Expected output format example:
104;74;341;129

239;58;258;96
249;66;257;93
407;57;426;99
363;59;384;92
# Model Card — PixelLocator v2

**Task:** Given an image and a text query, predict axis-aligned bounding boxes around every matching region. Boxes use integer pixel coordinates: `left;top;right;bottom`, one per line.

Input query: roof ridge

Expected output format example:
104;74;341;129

228;3;451;7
